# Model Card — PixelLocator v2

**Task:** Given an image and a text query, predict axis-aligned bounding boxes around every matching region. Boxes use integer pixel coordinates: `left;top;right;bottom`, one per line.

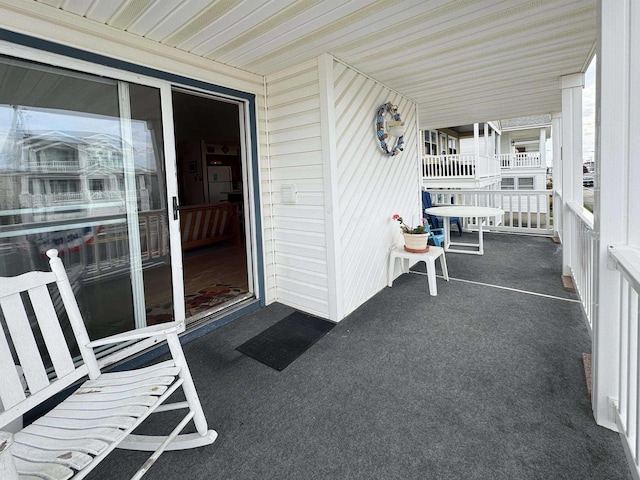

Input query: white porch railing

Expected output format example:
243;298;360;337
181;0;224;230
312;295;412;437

27;160;80;172
499;153;543;169
608;245;640;477
81;211;170;279
422;153;541;180
422;154;501;180
565;201;596;328
425;189;553;235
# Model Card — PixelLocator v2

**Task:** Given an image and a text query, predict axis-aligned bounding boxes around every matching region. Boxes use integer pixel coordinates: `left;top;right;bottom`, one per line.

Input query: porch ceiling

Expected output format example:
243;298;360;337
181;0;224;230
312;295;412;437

28;0;597;130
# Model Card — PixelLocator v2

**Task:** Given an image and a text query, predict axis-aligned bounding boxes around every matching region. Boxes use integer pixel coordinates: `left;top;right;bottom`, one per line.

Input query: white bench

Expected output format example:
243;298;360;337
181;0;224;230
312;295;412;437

387;245;449;295
0;250;217;479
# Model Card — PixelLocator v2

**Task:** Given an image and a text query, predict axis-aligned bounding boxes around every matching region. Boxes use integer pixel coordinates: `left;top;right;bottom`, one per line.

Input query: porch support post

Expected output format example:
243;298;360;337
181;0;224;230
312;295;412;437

539;127;546;168
551;113;562;240
483;122;489;157
473;123;479;179
559;73;584;277
592;0;638;431
318;53;344;322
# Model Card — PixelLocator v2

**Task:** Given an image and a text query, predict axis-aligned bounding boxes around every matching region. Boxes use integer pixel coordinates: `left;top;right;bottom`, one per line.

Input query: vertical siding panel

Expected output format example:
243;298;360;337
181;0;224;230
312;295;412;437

318;53;342;321
264;59;330;317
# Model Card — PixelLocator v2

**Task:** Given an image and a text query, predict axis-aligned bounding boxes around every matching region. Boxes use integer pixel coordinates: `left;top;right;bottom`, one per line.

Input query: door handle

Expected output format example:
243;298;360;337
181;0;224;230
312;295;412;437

172;196;179;220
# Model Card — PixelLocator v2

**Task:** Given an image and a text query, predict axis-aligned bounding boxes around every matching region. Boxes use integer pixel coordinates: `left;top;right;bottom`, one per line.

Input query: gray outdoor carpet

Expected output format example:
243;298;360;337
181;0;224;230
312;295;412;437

85;233;632;480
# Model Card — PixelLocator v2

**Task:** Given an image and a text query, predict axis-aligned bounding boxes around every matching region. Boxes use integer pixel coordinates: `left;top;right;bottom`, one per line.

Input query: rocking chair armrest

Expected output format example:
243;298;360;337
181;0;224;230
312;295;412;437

87;321;184;348
432;228;445;235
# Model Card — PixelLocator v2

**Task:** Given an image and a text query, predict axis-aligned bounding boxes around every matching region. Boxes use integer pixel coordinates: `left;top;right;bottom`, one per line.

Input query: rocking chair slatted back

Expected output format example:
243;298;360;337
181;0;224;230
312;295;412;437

0;264;85;416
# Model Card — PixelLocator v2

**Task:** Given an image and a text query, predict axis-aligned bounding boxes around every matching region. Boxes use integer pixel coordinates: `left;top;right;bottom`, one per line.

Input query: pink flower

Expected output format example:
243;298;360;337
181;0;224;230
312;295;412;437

392;214;400;220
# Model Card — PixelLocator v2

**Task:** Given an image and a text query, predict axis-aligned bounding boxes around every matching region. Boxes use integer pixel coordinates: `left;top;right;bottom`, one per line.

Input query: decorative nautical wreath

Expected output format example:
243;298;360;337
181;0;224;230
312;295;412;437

376;102;405;156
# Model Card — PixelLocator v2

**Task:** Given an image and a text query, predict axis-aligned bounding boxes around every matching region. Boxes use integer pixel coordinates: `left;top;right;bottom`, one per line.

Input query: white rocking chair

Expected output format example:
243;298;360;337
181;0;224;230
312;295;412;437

0;249;217;479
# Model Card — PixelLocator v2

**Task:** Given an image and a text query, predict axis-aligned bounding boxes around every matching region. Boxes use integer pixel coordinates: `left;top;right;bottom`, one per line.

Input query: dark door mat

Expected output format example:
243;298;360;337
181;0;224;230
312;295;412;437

236;311;335;371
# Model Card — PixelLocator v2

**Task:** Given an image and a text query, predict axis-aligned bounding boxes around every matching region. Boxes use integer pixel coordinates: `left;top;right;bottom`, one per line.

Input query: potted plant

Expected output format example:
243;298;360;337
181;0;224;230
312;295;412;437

393;214;430;252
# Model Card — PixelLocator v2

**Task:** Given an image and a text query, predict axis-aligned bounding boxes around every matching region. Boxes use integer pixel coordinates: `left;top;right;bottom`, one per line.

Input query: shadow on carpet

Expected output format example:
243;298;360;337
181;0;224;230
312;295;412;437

236;311;335;371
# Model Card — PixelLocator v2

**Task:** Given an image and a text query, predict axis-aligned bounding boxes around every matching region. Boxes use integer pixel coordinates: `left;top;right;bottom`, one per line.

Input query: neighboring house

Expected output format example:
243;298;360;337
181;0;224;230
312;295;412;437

421;116;550;229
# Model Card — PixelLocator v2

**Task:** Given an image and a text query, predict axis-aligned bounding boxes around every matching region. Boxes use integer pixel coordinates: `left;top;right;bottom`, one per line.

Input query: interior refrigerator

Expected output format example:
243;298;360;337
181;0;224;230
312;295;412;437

206;165;232;203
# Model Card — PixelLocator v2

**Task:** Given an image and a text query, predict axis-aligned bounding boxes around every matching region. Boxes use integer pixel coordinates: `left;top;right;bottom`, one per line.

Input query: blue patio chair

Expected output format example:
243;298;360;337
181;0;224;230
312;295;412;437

422;190;463;236
424;220;445;247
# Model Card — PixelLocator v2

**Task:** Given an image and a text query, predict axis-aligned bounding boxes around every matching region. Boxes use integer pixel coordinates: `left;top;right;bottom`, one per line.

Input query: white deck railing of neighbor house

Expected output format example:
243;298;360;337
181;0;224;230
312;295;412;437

565;201;596;328
499;152;543;169
422;154;501;179
426;189;554;235
608;245;640;477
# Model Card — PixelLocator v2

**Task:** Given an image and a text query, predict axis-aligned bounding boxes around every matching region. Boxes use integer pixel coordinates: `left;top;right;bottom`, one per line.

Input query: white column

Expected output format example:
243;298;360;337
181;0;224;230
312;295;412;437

560;73;584;277
483;122;489;157
592;0;638;431
539;127;546;168
551;112;562;239
473;123;480;174
318;53;343;322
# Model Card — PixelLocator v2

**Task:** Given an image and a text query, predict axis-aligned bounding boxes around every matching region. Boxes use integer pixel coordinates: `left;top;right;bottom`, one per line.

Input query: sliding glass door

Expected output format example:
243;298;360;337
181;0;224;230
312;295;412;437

0;57;174;342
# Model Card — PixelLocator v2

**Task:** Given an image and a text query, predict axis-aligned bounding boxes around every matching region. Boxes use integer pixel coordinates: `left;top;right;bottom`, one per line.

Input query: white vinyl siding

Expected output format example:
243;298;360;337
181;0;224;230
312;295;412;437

330;58;419;318
264;60;329;317
264;55;419;321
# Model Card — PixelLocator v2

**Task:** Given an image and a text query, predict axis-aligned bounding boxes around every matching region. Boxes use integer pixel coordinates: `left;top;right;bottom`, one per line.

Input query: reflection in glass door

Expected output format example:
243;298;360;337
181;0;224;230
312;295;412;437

0;57;173;347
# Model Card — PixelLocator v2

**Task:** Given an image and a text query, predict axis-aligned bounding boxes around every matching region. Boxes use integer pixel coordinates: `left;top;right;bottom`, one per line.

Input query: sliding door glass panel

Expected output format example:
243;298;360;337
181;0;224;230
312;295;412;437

128;83;173;328
0;57;172;352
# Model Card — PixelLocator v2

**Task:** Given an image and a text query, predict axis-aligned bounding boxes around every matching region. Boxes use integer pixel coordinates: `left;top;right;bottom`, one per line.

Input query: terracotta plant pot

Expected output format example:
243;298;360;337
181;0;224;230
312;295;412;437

402;233;430;253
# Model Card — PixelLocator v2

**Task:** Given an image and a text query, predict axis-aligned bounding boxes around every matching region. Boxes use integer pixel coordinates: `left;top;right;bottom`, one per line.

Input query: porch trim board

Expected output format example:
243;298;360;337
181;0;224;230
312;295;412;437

318;53;344;321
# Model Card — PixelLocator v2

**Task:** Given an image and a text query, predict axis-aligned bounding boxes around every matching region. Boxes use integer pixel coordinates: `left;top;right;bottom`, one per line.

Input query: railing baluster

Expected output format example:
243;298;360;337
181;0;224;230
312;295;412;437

620;276;628;428
609;246;640;477
632;285;639;458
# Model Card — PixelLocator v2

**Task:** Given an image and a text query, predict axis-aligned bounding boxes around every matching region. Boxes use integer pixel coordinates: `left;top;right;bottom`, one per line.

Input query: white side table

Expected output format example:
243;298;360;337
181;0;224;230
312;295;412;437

387;245;449;295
